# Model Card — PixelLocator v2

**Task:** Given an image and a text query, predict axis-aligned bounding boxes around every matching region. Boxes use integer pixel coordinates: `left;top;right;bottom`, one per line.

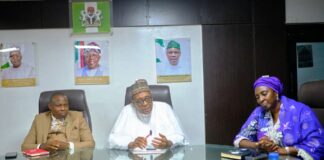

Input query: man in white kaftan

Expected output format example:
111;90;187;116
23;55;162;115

107;79;187;150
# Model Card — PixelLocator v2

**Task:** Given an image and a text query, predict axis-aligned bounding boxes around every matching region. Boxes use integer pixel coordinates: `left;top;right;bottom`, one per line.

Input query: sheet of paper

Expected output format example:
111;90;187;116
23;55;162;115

130;148;167;155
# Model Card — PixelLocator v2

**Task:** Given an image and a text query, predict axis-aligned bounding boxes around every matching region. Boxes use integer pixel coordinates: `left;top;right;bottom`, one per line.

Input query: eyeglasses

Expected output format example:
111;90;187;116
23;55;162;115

133;96;152;106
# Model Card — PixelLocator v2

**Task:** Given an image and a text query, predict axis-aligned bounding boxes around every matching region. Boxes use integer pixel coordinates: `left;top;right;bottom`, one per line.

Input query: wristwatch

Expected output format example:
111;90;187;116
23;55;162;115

255;142;259;148
285;146;290;154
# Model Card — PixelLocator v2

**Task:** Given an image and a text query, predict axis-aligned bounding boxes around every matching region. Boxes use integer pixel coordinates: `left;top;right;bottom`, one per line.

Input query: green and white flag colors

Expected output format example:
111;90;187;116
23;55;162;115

72;1;111;34
0;43;10;70
155;38;192;83
0;61;10;70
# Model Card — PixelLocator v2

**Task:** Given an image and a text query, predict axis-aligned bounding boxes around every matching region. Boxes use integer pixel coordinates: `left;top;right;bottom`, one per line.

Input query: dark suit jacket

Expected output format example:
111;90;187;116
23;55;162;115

21;111;95;151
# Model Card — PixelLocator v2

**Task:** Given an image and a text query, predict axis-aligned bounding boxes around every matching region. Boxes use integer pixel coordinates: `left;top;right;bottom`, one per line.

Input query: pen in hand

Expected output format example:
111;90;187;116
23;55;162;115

146;130;152;139
145;130;153;150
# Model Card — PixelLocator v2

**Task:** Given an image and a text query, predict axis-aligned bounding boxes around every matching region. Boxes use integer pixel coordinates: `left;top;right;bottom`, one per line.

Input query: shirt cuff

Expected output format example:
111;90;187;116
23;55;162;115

37;144;41;149
233;137;248;148
297;148;314;160
69;142;74;154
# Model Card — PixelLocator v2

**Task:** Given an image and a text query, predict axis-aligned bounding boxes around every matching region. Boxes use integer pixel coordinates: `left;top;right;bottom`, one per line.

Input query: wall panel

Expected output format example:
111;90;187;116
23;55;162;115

112;0;147;26
253;0;285;24
254;24;288;91
203;24;255;144
148;0;201;25
41;1;69;28
200;0;252;24
0;2;42;29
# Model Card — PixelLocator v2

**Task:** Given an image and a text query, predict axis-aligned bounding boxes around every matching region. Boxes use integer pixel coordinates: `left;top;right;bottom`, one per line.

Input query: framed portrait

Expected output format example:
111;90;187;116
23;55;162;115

71;1;111;34
155;38;192;83
297;45;313;68
74;40;109;85
0;42;36;87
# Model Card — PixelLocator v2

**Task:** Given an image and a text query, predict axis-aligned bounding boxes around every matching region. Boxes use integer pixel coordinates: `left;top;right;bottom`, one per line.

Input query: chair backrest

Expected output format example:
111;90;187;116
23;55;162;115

124;85;173;107
298;80;324;126
39;89;92;130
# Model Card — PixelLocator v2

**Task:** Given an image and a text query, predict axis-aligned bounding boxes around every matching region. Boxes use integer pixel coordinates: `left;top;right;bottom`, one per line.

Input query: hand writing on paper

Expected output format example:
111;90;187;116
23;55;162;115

128;137;147;149
152;133;173;149
128;130;152;149
146;130;152;139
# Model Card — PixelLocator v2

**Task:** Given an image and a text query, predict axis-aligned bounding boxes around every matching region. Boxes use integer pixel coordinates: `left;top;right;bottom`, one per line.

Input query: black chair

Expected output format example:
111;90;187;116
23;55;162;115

298;80;324;126
39;89;92;130
124;85;173;107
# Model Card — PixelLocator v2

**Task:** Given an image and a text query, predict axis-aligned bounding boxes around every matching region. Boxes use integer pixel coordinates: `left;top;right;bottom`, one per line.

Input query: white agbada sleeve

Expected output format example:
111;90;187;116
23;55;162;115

152;102;187;147
107;102;188;150
107;106;135;150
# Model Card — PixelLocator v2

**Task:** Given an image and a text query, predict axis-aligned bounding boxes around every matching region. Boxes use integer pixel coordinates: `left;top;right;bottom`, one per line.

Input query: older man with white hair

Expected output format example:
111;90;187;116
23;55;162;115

108;79;187;150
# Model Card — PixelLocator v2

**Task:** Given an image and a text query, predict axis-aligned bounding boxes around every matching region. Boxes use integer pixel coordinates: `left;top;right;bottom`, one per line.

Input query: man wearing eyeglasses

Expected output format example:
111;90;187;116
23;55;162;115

107;79;187;150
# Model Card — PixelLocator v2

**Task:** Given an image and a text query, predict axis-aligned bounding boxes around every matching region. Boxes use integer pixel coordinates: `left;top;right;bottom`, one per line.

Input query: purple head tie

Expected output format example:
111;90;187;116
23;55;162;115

253;75;283;94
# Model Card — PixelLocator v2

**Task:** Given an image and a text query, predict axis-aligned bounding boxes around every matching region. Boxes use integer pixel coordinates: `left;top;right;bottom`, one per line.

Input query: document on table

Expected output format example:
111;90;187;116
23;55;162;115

130;148;167;155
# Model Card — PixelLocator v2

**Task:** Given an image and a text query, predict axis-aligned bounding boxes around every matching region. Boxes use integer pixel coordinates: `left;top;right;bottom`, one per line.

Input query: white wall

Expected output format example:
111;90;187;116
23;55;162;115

0;26;205;154
286;0;324;23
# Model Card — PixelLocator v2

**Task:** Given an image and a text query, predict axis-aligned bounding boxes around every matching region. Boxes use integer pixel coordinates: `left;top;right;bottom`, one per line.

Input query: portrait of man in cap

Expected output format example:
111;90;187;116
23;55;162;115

166;40;181;66
75;41;109;77
155;38;191;77
1;43;36;83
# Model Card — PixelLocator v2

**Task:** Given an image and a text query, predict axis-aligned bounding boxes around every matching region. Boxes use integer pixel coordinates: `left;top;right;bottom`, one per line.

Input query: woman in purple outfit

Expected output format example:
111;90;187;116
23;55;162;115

234;75;324;160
